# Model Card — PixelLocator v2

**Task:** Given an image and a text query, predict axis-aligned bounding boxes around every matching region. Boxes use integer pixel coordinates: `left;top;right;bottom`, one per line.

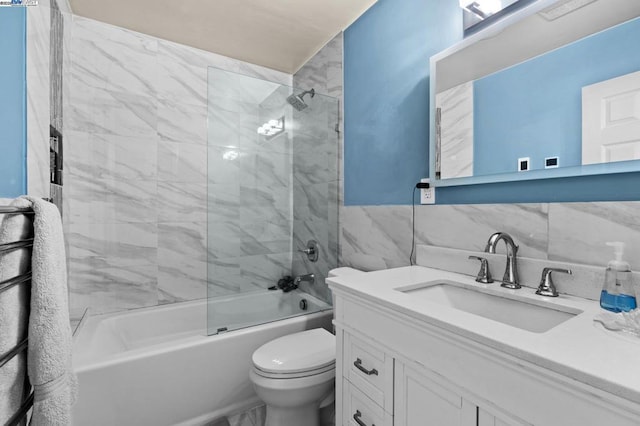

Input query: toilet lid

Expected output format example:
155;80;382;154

252;328;335;375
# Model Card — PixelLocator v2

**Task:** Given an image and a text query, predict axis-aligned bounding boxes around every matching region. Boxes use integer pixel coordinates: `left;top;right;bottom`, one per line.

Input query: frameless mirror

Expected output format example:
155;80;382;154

430;0;640;187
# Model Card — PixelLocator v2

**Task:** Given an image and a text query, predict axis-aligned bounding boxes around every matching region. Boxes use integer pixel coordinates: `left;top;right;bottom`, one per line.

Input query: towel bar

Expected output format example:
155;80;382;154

0;272;32;295
0;239;34;254
0;206;35;215
0;204;35;426
5;392;34;426
0;338;28;369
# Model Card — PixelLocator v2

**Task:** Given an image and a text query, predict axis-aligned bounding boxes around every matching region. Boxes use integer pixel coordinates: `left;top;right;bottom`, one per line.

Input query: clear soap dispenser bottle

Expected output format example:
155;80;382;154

600;242;636;312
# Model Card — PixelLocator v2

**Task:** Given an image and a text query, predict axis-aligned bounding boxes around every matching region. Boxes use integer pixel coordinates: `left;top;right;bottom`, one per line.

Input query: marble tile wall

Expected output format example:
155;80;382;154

62;15;291;319
292;33;343;304
340;201;640;290
26;0;52;198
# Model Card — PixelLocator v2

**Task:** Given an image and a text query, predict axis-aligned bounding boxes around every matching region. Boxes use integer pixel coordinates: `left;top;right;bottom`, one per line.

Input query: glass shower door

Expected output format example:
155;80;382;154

206;67;338;335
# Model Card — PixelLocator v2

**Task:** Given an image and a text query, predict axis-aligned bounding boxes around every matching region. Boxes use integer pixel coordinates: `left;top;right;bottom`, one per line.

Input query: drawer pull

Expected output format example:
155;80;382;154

354;358;378;376
353;410;375;426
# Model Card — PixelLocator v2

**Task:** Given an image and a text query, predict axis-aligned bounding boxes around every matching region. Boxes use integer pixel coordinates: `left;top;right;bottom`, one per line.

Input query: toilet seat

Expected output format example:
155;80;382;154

252;328;335;378
253;362;335;379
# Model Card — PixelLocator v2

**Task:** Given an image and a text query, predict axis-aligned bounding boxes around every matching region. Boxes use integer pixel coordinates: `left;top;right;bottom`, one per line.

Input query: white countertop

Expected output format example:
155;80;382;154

328;265;640;406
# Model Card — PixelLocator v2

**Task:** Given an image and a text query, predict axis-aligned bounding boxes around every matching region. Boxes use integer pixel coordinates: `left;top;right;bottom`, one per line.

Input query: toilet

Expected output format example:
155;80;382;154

250;328;336;426
250;267;363;426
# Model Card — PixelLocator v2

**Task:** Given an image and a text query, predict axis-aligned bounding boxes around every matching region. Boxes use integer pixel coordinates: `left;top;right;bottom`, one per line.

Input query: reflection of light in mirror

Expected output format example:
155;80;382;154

459;0;501;19
222;149;239;161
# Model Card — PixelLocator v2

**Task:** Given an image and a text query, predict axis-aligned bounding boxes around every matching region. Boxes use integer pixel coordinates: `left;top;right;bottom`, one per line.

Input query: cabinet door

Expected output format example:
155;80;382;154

395;361;476;426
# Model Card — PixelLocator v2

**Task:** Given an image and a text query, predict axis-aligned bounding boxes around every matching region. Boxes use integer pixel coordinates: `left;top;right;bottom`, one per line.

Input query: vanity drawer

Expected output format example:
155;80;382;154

343;379;393;426
344;332;394;412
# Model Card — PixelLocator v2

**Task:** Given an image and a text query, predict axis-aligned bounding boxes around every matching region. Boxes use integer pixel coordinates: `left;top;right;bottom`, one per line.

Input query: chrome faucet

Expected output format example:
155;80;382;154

536;267;572;297
468;255;493;284
293;273;315;286
485;232;520;289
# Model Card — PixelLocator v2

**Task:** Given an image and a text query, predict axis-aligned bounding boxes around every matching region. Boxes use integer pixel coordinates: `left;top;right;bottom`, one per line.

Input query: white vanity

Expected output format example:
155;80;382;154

328;266;640;426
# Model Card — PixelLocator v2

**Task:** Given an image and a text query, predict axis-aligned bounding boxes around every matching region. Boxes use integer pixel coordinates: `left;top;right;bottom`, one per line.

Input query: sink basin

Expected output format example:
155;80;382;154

396;281;582;333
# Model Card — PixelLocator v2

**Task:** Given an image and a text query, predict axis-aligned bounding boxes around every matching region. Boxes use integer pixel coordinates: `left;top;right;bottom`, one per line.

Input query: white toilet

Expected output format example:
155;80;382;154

250;328;336;426
250;267;363;426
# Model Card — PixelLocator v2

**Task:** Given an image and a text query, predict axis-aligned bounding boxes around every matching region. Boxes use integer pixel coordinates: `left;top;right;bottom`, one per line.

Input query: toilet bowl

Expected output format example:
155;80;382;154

250;328;336;426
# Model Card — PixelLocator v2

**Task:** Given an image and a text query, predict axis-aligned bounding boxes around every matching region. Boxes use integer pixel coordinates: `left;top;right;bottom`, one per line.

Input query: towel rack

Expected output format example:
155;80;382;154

0;205;35;426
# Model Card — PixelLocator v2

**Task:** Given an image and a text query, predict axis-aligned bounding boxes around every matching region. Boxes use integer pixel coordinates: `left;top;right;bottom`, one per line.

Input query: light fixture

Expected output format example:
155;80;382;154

256;116;285;140
538;0;597;21
459;0;501;19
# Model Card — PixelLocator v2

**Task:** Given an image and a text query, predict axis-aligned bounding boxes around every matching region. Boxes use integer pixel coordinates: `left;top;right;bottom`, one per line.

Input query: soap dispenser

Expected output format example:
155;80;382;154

600;242;636;312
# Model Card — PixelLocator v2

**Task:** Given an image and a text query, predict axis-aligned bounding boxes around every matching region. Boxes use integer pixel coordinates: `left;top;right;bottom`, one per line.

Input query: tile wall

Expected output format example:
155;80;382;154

340;202;640;285
27;8;343;319
26;0;54;198
61;15;291;319
292;33;343;303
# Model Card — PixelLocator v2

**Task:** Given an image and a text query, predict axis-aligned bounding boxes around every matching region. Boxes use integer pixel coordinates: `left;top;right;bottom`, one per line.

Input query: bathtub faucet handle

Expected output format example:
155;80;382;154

298;240;319;262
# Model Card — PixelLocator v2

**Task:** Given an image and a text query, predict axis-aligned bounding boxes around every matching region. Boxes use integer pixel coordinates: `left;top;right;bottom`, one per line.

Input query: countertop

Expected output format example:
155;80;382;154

327;265;640;406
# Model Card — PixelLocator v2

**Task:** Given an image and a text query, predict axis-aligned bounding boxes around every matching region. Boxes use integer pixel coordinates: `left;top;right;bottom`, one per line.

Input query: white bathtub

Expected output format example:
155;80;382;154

72;290;333;426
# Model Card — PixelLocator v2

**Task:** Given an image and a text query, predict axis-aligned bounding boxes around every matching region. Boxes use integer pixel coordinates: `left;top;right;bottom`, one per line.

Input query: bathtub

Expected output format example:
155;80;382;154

72;290;333;426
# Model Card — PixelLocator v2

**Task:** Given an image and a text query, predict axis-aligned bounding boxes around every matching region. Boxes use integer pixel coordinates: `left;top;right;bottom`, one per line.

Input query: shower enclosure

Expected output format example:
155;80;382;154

206;67;339;335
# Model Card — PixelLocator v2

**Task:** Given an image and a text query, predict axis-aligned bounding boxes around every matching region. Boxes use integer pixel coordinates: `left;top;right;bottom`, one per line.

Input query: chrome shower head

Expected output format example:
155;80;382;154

286;88;315;111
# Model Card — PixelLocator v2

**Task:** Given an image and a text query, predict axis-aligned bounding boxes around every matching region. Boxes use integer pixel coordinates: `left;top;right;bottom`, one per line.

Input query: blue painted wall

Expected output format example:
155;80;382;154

344;0;462;205
474;17;640;176
344;0;640;205
0;8;27;198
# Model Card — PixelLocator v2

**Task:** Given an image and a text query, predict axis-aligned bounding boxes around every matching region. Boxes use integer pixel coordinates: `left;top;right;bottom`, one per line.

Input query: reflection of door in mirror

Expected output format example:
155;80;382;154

440;16;640;179
435;81;474;179
582;70;640;165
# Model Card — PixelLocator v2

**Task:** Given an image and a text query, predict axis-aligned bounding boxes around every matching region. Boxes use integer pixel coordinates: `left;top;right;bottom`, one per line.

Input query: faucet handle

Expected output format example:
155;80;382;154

298;240;319;262
469;256;494;284
536;267;572;297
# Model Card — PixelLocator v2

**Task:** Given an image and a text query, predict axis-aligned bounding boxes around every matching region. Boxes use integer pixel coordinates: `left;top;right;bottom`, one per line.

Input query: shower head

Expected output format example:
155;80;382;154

286;88;315;111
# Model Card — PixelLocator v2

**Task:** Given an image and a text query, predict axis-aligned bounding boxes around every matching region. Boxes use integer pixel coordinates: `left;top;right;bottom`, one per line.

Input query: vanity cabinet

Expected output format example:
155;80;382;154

341;330;526;426
333;292;640;426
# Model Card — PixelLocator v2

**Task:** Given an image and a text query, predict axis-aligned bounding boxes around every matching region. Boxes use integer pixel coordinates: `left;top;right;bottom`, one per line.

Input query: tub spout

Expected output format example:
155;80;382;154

294;273;315;286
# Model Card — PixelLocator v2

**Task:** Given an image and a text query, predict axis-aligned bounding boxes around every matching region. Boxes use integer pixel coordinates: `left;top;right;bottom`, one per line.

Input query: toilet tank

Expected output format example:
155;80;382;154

328;267;363;278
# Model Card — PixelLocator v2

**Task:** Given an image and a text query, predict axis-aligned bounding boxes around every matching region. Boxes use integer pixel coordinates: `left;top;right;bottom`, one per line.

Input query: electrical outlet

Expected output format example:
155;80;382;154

545;156;559;168
420;178;435;204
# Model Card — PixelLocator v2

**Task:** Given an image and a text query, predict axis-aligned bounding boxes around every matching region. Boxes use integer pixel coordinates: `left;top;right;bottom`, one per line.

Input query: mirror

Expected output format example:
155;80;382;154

430;0;640;187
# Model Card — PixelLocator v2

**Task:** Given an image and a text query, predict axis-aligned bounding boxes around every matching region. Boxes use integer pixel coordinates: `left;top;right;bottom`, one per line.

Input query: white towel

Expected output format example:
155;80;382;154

593;309;640;337
21;197;77;425
0;198;33;425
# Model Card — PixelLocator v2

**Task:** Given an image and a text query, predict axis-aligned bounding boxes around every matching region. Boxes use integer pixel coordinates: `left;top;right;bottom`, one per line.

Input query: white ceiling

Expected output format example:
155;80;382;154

68;0;377;74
